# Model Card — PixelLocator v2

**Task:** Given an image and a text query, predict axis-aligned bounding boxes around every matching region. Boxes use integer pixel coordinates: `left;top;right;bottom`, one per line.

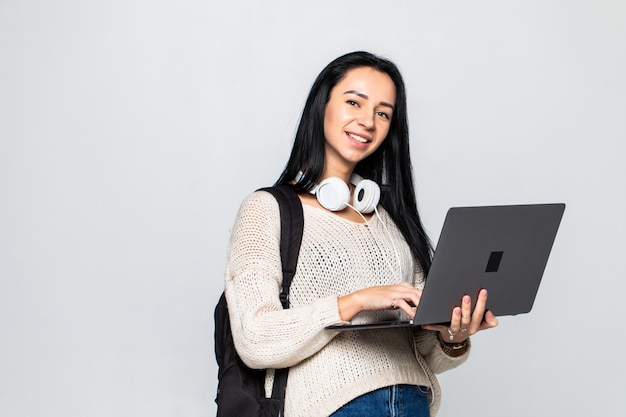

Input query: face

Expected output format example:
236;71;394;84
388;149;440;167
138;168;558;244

323;66;396;177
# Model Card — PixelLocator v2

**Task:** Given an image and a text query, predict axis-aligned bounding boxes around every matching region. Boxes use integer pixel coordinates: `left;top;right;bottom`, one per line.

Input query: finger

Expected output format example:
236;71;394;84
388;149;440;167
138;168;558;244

460;295;471;333
449;306;462;333
445;307;464;342
394;286;423;309
479;310;499;330
470;289;488;331
394;295;421;318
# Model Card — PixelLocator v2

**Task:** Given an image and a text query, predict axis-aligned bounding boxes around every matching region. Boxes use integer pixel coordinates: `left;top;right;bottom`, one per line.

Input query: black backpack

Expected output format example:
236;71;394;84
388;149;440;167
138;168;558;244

214;185;304;417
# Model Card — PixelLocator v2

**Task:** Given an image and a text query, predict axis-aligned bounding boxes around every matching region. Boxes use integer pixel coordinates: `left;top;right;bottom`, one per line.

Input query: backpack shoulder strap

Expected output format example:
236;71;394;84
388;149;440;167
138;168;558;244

258;184;304;309
257;184;304;407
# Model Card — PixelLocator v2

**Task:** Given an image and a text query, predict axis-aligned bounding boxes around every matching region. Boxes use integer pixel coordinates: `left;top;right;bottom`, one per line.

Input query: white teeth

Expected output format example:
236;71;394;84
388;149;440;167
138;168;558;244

348;133;369;143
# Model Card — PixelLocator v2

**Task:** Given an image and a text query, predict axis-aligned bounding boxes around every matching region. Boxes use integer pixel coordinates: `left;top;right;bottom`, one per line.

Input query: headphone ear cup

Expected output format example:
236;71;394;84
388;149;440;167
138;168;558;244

352;179;380;214
315;177;350;211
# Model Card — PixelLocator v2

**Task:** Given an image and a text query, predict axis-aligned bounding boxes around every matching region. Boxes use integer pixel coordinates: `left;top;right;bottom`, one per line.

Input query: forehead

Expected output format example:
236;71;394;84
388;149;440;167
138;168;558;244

332;66;396;104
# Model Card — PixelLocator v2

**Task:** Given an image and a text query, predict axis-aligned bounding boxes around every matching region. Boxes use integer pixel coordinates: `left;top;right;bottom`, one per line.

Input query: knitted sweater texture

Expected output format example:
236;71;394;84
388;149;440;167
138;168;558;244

225;190;469;417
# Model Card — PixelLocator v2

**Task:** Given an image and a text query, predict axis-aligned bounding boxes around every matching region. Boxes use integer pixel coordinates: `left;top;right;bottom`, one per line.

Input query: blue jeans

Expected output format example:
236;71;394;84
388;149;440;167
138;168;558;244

330;384;430;417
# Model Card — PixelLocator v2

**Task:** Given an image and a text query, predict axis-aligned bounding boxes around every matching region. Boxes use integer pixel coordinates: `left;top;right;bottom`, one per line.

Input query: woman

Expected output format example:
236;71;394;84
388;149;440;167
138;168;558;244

224;51;498;417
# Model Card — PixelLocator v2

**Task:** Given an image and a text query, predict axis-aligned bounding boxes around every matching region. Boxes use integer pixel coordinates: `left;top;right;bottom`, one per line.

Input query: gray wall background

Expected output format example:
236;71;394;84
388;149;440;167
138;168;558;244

1;0;624;416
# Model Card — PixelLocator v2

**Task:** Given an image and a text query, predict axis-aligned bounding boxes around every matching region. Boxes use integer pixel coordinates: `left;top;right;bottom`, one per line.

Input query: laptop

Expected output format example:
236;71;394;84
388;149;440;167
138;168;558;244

326;203;566;330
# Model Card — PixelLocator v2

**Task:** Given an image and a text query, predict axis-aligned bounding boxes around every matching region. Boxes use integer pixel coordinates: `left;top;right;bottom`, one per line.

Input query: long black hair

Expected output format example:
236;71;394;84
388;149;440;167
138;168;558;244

276;51;433;274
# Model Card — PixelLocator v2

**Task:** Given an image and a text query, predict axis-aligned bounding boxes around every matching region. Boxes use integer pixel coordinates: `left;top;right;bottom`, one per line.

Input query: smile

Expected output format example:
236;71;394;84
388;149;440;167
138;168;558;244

347;132;371;143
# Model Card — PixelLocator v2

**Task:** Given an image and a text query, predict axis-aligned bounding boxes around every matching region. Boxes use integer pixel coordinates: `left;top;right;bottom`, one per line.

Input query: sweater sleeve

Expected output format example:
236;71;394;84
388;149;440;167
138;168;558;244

413;328;470;374
224;191;344;370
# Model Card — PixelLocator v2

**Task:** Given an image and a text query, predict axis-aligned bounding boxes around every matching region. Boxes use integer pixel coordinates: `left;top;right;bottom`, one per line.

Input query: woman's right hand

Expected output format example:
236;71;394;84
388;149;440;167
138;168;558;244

337;282;423;321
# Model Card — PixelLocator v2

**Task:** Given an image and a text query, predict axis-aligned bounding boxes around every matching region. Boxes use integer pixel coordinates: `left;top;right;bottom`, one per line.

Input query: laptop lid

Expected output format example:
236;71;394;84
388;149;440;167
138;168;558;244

326;203;565;330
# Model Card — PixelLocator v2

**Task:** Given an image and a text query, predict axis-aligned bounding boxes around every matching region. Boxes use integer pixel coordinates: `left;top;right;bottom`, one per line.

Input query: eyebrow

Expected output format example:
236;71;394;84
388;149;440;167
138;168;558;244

344;90;395;110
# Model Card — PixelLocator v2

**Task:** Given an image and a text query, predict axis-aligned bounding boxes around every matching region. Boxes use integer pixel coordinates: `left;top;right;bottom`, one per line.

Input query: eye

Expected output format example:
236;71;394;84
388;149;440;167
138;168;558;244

376;111;390;120
346;100;360;107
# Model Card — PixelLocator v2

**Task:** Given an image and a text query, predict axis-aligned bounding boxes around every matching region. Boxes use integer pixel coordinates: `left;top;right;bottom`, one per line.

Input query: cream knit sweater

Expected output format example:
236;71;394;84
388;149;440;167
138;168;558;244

225;190;470;417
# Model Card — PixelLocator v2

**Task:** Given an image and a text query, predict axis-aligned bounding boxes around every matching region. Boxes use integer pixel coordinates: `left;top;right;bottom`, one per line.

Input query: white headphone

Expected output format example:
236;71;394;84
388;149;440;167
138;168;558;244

297;172;380;214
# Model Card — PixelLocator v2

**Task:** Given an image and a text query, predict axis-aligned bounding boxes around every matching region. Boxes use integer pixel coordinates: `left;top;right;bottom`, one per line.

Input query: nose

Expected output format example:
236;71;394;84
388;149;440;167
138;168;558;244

357;111;375;130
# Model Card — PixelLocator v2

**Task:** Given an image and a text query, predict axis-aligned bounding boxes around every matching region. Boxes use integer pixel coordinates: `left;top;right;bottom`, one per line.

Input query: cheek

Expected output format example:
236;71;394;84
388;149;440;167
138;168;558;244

324;103;340;124
381;124;391;138
378;124;391;143
323;104;342;137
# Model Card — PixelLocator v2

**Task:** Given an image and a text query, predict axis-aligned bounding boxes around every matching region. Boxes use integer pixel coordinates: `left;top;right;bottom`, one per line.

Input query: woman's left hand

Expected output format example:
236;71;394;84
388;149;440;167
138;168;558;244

421;289;499;343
